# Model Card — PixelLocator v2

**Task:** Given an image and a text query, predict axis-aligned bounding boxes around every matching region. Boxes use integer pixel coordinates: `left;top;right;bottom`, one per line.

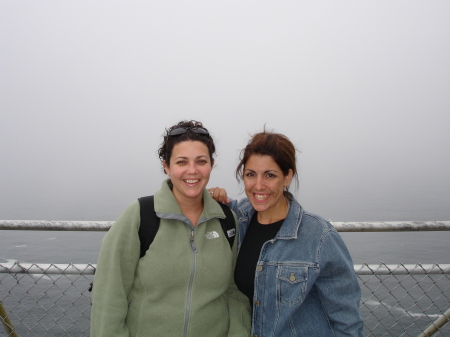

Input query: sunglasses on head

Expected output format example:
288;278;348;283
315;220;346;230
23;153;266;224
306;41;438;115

168;126;209;137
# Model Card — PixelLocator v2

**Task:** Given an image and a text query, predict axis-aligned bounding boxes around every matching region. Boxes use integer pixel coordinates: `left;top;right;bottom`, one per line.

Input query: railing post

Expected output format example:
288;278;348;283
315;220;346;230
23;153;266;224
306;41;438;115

0;301;18;337
417;307;450;337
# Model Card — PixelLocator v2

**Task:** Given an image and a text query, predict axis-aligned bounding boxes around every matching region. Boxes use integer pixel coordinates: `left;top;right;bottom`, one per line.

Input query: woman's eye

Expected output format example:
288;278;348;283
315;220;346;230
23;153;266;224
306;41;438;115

266;173;276;178
197;160;207;164
244;172;255;178
176;161;186;165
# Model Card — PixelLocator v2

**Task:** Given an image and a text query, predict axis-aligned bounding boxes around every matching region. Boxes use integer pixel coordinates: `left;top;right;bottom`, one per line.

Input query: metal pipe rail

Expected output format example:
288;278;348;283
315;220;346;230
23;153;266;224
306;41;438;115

0;220;112;231
0;301;18;337
418;307;450;337
1;262;450;275
332;221;450;232
1;220;450;232
0;262;96;274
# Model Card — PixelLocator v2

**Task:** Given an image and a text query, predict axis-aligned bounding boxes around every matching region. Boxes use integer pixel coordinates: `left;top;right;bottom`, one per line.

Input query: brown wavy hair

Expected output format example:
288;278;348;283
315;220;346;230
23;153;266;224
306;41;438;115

236;130;299;199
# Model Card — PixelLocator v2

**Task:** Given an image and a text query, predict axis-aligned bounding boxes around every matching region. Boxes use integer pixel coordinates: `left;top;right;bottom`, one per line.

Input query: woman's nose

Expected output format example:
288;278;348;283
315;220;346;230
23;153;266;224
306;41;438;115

255;176;264;190
187;163;197;173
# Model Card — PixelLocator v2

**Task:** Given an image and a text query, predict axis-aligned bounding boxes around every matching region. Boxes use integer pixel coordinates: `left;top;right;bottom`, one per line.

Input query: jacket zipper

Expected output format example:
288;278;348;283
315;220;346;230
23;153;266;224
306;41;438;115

183;229;197;337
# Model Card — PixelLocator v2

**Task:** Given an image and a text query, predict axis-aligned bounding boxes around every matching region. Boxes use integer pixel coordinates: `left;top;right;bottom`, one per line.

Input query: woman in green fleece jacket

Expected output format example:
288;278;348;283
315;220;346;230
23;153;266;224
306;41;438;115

90;120;251;337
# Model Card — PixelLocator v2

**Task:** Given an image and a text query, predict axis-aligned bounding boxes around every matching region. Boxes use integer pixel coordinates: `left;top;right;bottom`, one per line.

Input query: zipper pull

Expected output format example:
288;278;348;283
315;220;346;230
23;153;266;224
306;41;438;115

190;230;198;253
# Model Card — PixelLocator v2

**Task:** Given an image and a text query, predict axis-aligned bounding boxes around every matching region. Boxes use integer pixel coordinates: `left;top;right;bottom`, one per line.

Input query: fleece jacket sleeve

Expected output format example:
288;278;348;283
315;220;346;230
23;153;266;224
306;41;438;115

226;211;252;337
90;201;141;337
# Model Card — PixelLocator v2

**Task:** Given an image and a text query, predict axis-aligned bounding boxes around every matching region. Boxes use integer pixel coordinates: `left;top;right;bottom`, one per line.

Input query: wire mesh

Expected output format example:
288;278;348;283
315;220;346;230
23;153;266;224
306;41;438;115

1;262;449;336
0;264;94;337
357;263;450;337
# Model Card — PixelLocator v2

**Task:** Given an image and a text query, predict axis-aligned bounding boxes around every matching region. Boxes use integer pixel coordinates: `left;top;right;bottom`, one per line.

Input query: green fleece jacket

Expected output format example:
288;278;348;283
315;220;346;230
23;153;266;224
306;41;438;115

90;180;251;337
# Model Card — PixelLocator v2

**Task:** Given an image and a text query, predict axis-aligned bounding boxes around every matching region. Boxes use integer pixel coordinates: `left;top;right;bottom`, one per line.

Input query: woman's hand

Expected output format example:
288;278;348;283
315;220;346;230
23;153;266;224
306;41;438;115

208;187;230;204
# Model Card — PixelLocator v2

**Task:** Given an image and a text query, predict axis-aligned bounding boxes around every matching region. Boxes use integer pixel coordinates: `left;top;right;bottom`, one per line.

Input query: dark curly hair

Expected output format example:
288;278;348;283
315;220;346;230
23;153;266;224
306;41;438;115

158;120;216;170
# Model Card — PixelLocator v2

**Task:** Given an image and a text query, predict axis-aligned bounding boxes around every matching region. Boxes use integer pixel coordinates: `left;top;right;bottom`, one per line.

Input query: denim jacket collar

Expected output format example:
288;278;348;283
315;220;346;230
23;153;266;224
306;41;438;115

237;193;304;241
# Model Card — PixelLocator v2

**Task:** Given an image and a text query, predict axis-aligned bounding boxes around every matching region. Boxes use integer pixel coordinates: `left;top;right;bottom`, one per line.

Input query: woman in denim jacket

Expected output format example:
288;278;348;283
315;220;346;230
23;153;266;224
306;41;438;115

210;130;364;337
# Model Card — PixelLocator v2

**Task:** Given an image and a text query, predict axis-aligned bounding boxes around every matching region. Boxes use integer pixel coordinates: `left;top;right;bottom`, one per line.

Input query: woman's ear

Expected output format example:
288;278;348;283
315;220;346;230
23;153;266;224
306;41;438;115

162;160;170;175
285;169;293;186
211;158;215;168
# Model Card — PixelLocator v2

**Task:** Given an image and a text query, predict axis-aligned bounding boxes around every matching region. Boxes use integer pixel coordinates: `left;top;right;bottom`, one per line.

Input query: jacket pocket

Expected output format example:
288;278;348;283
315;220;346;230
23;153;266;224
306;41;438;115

277;266;308;306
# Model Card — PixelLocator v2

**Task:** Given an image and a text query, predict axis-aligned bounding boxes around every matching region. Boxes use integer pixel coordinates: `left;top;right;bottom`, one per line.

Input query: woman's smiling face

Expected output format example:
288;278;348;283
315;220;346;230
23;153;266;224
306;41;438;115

243;154;292;216
163;140;213;204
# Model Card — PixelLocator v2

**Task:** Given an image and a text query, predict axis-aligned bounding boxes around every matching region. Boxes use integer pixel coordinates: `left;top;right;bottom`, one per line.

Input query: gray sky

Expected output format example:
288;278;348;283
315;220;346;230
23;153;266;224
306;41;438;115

1;1;449;222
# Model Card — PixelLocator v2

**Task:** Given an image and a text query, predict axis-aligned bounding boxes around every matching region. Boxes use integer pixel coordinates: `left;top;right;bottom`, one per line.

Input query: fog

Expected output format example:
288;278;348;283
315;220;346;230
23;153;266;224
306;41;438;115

1;1;449;222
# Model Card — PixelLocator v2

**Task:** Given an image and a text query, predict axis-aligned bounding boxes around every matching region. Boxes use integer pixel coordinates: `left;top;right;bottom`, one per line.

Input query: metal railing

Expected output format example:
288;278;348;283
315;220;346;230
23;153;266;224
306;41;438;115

1;220;450;232
1;221;450;337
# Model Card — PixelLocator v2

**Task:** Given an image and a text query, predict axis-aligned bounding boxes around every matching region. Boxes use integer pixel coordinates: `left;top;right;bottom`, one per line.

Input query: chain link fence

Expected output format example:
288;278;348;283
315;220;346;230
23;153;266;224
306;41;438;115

1;262;449;336
357;263;450;337
1;221;449;336
0;263;94;337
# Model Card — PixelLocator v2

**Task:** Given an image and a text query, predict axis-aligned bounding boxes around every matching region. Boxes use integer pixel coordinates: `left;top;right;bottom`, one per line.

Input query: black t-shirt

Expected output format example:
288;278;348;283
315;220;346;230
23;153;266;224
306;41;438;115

234;214;284;306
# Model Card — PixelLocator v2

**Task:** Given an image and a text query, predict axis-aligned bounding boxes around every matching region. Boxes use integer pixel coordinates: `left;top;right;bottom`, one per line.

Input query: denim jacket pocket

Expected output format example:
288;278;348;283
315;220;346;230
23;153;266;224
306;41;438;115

277;266;308;306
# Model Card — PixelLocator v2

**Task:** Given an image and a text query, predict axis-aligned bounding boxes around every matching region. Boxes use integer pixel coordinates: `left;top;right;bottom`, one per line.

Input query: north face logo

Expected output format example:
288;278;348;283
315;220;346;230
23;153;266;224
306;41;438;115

205;231;220;239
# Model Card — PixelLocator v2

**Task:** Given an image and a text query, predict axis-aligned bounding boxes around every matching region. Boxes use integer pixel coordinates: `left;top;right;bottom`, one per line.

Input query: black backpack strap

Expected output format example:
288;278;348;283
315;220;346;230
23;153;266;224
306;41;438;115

138;195;160;258
89;196;158;292
218;203;236;249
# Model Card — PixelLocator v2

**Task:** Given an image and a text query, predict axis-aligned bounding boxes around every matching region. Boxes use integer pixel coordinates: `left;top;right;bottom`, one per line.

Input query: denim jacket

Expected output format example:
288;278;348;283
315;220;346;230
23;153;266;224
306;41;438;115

229;195;364;337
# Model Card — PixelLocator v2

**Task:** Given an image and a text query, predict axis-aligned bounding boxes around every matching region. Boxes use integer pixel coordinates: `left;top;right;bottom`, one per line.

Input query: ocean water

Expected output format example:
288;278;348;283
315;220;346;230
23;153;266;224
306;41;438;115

1;229;449;265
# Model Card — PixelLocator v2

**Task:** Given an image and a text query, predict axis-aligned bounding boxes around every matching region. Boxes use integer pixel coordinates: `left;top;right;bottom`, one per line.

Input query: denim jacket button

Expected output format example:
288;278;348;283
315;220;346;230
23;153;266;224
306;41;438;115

254;300;260;306
256;266;263;272
289;273;296;281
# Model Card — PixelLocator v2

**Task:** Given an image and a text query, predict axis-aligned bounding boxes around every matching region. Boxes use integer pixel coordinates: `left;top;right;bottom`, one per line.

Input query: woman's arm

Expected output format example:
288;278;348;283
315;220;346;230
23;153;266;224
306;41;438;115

90;201;141;337
315;230;364;336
